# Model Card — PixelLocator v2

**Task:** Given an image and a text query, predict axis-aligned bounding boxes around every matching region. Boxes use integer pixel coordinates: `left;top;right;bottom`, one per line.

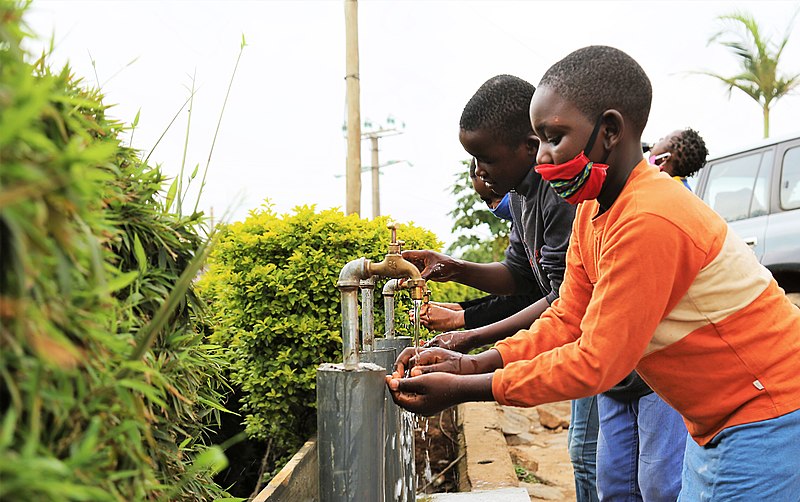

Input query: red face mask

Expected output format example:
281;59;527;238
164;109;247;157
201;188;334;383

535;116;609;204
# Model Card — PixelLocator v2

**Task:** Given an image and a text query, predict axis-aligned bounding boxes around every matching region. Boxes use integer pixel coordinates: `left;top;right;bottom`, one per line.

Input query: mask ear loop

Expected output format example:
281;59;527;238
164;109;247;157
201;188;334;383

583;114;610;164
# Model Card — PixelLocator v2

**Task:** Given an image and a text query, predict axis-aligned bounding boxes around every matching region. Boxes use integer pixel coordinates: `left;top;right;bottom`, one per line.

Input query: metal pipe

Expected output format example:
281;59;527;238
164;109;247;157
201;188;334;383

340;288;360;370
382;279;400;338
360;277;376;352
338;258;370;370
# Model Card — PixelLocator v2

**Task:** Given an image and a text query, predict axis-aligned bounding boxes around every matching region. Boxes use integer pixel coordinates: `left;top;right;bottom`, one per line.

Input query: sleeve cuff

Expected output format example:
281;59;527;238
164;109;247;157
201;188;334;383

491;369;510;406
493;338;512;363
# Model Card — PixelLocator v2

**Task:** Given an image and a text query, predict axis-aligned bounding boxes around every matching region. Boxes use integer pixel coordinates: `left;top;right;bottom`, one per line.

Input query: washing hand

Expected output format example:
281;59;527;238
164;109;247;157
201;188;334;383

409;302;465;332
424;330;479;353
401;250;463;283
385;372;461;416
392;346;482;378
385;371;496;416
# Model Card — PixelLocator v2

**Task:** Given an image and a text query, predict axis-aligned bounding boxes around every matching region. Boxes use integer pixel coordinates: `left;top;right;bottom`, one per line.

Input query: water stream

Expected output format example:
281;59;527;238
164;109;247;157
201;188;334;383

413;299;422;356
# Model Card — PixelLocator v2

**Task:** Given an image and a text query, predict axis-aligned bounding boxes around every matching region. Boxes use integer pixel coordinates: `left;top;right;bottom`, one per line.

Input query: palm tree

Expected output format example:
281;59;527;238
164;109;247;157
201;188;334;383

701;11;800;138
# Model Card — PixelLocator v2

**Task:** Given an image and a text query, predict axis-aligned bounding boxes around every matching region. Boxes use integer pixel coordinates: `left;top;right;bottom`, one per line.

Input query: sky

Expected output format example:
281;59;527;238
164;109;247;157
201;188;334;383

25;0;800;249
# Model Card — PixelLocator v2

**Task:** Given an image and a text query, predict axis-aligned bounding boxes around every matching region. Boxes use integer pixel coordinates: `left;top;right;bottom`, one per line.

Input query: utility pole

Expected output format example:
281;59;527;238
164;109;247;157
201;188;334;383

362;126;404;218
369;135;380;218
344;0;361;215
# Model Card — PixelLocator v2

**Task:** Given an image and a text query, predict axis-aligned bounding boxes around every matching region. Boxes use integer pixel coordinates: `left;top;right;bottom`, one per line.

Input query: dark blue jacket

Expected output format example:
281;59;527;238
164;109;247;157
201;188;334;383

503;167;575;304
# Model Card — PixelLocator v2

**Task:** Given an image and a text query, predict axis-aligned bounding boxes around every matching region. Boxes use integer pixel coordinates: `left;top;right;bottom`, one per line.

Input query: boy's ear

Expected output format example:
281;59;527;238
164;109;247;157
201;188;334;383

601;110;624;151
525;132;540;157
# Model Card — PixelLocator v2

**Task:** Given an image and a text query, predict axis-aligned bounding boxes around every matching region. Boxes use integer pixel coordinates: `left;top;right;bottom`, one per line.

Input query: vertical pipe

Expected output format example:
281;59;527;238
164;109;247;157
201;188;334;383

360;277;376;352
318;362;386;502
340;288;360;370
339;258;369;370
382;279;399;338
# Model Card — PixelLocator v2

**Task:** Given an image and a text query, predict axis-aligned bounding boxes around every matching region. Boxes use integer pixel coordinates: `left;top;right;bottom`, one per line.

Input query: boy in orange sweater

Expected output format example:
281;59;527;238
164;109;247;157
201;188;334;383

387;46;800;500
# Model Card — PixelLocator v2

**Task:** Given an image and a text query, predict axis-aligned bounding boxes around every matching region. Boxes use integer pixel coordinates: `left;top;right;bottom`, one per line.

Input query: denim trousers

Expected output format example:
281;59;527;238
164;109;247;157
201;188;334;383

569;396;600;502
679;407;800;502
596;392;686;501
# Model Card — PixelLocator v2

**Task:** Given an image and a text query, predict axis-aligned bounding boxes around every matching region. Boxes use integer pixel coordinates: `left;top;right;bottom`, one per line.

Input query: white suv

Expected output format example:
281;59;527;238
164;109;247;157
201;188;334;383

691;134;800;307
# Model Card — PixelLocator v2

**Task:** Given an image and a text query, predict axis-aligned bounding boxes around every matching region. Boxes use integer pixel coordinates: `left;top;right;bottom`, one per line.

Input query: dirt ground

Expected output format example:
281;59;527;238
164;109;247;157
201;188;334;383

413;408;460;495
415;402;577;501
502;401;577;501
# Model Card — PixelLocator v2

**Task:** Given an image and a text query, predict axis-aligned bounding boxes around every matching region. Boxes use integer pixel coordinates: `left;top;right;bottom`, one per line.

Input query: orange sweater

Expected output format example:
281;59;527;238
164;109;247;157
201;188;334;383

492;160;800;445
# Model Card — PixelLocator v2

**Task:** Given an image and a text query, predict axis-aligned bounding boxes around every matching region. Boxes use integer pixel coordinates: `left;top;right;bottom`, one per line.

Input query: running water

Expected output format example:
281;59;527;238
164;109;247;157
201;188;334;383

413;299;422;356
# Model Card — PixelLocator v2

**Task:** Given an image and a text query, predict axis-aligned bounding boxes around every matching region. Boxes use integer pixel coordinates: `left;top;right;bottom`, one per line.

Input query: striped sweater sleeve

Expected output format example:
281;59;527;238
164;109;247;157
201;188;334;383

492;211;709;407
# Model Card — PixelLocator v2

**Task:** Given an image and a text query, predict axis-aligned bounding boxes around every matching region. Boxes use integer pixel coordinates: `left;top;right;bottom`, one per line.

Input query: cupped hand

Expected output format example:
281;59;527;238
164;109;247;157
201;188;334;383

392;346;476;378
385;372;461;416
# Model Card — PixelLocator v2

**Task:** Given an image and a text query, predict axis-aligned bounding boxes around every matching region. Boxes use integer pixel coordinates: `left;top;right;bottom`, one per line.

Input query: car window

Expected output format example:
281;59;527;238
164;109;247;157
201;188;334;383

781;146;800;210
703;151;768;222
750;151;772;217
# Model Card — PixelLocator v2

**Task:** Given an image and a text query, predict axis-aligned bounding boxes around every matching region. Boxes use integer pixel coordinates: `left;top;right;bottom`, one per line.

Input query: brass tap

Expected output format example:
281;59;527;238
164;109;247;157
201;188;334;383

422;287;432;304
368;222;427;301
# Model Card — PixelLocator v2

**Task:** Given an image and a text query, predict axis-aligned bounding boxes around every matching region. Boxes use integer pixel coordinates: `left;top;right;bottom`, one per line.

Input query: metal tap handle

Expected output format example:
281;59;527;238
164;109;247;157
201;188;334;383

387;222;397;244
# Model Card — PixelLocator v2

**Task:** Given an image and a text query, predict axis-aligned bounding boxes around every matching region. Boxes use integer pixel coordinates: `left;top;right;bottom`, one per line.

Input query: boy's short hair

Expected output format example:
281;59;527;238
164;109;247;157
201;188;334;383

670;128;709;178
539;46;652;134
460;75;535;147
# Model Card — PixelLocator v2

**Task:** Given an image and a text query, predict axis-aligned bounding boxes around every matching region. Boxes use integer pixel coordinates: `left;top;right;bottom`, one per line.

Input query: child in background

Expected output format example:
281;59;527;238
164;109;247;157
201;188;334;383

388;46;800;501
648;128;709;189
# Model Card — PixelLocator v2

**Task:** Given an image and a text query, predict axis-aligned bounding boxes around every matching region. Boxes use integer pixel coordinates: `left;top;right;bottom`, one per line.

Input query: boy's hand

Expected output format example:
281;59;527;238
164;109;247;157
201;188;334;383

424;330;478;352
385;372;496;416
401;250;462;283
392;347;479;377
432;302;463;311
410;303;465;332
385;373;461;416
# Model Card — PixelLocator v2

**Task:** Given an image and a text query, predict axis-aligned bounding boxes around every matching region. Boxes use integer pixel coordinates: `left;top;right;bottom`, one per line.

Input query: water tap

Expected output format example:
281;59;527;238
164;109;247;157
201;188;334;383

367;222;426;300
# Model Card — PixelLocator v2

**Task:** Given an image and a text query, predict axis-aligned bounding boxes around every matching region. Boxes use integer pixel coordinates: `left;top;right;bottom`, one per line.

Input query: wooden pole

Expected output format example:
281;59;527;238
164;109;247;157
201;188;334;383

370;135;380;218
344;0;361;215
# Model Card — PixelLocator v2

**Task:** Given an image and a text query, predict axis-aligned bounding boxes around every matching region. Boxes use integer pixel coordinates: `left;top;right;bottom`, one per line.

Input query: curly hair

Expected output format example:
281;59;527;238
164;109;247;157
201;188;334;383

669;128;709;177
460;75;535;147
538;46;652;134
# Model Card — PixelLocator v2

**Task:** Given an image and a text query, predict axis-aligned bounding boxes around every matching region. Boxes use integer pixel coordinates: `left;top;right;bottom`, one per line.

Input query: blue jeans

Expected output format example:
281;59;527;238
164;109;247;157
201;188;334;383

679;407;800;501
569;396;600;502
597;392;686;501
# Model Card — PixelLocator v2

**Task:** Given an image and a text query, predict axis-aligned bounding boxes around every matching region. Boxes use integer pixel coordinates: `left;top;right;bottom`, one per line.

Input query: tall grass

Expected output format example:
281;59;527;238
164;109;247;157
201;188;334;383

0;2;244;500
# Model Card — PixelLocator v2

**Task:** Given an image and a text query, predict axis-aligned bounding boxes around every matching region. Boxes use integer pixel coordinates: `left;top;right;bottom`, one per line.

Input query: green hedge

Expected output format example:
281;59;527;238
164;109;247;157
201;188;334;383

0;3;233;500
199;205;473;478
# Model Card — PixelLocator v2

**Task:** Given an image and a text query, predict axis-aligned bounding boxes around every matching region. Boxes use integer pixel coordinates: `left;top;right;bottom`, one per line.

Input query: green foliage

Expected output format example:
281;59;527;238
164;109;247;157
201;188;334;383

702;10;800;138
446;161;511;262
0;3;234;500
199;206;471;479
514;464;541;485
